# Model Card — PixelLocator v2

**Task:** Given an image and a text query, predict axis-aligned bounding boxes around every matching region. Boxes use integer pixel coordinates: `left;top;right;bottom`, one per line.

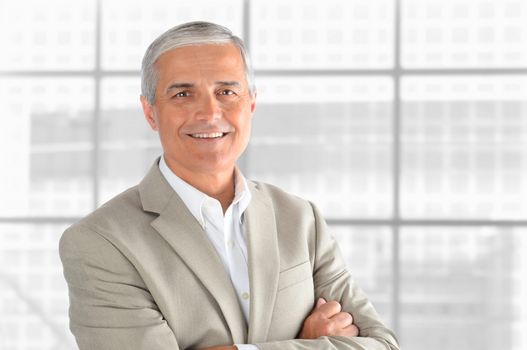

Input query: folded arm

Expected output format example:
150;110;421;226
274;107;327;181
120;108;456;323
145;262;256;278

219;203;399;350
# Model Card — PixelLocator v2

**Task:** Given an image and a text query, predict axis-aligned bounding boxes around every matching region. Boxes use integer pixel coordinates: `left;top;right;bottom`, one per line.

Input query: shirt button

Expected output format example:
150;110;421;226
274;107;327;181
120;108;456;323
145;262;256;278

228;240;235;248
242;292;250;300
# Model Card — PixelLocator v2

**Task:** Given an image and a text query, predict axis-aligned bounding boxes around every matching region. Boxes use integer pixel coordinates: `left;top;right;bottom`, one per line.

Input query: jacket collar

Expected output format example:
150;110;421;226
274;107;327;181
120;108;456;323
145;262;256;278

244;181;280;343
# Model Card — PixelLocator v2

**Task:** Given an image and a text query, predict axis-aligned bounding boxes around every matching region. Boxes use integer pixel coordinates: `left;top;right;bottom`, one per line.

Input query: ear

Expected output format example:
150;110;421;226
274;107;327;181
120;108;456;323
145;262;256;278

250;91;257;114
140;95;158;131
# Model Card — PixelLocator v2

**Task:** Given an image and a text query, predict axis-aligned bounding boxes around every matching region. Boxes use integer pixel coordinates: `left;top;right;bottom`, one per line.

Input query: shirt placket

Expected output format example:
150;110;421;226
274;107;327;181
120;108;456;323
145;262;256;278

224;206;251;324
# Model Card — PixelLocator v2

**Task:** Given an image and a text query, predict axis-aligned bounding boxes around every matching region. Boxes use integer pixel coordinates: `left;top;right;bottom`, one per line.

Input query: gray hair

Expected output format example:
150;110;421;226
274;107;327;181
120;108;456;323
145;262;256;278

141;21;255;105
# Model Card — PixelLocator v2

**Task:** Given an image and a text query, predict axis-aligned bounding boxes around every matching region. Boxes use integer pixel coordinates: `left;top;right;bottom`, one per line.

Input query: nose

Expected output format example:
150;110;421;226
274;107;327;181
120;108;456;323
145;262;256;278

195;92;221;121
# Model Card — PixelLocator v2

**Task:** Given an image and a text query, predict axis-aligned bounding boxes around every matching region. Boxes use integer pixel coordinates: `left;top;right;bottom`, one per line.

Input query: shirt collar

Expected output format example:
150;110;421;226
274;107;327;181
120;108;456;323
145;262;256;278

158;155;252;227
233;166;252;224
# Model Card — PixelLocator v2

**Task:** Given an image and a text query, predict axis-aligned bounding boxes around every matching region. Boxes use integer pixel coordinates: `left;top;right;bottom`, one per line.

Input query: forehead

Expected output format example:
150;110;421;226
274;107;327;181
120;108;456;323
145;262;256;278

154;43;245;83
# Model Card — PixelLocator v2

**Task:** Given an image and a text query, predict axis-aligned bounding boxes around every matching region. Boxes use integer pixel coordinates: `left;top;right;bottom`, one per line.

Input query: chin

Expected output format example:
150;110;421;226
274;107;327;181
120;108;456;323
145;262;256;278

192;158;237;174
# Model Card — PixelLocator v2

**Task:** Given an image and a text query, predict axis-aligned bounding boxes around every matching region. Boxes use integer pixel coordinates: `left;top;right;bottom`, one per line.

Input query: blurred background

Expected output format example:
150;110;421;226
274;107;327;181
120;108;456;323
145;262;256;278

0;0;526;349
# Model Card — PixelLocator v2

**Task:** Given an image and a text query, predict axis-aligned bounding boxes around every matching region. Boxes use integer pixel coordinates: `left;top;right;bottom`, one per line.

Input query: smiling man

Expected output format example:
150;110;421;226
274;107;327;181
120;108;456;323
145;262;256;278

59;22;399;350
141;43;255;214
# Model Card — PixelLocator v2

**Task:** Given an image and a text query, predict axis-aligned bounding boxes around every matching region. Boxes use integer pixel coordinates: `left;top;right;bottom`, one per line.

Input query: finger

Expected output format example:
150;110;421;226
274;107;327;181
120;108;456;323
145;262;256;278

316;300;342;318
315;298;327;309
329;311;353;328
338;324;360;337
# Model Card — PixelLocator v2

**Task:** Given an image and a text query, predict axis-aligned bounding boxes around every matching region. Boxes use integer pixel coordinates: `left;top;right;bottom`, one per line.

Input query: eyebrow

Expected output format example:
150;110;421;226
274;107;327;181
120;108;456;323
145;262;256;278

215;81;241;88
166;83;194;93
165;81;242;94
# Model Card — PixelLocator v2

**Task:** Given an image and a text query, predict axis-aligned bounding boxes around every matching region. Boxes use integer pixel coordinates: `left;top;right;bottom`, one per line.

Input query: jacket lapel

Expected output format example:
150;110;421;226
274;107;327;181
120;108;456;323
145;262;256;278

138;161;248;343
245;182;280;343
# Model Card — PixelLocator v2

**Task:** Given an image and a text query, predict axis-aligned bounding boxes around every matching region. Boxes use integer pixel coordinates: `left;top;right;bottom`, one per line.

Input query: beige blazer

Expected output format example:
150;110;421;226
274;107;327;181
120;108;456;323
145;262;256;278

60;160;399;350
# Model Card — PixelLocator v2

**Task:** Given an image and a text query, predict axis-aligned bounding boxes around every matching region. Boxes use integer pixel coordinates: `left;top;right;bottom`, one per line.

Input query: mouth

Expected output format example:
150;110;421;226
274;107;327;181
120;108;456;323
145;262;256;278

187;132;229;139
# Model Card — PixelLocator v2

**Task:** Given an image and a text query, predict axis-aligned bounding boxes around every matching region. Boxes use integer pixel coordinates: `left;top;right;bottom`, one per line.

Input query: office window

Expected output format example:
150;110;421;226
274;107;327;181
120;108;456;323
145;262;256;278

0;224;74;350
0;78;94;217
251;0;394;69
101;0;244;70
401;76;527;219
250;76;393;218
1;1;526;349
401;0;527;68
400;227;527;350
99;77;161;205
0;0;95;70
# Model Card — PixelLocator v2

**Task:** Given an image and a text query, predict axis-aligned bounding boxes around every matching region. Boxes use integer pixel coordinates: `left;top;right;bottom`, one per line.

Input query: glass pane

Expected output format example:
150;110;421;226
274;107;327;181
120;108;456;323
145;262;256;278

251;0;394;69
248;77;393;218
401;76;527;219
0;0;95;70
101;0;244;70
0;78;94;217
331;226;393;329
99;77;162;205
400;226;527;350
401;0;527;68
0;224;76;350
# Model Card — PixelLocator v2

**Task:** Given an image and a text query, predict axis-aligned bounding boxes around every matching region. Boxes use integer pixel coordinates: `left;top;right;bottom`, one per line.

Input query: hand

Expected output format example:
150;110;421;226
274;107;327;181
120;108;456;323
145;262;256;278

298;298;359;339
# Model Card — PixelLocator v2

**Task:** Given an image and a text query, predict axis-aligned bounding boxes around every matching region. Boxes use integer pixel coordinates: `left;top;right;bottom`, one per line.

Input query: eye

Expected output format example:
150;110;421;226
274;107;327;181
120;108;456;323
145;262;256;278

218;89;236;96
173;91;190;98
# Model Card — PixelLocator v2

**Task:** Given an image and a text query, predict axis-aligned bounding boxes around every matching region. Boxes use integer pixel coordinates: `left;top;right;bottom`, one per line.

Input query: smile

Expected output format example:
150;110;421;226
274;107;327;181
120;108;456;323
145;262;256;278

188;132;228;139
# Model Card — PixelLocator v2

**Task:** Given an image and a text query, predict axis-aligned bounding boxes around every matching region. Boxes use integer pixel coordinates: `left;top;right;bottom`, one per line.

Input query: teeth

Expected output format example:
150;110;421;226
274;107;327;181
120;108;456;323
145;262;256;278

191;132;224;139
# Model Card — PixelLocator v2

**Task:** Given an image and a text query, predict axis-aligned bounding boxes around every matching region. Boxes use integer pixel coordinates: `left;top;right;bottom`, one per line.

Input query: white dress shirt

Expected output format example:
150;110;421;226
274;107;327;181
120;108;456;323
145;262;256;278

159;156;258;350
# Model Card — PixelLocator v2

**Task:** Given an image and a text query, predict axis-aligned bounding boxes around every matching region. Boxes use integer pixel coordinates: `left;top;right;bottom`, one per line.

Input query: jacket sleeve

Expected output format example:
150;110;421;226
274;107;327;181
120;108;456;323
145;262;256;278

254;202;400;350
59;225;180;350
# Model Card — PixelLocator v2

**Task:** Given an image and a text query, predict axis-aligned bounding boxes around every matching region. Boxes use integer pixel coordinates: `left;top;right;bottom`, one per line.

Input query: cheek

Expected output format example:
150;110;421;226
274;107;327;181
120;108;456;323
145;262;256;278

236;116;252;146
156;109;184;134
156;121;185;150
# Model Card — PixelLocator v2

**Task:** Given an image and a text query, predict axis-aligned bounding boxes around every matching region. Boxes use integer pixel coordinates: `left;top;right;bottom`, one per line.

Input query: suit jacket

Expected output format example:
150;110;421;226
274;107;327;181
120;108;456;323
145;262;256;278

60;160;399;350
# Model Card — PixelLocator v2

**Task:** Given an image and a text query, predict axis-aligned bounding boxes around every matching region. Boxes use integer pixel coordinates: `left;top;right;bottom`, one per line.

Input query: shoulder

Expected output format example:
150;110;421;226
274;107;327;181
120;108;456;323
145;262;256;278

247;180;324;233
247;181;329;266
58;186;156;294
249;180;314;212
60;184;154;250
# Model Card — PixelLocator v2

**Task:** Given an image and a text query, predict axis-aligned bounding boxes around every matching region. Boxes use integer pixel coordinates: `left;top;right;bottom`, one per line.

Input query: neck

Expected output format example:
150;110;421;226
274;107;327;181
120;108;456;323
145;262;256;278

164;157;235;213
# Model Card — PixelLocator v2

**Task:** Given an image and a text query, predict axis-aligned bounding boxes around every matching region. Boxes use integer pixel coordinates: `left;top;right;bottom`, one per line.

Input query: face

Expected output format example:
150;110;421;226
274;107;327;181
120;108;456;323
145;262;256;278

141;43;256;177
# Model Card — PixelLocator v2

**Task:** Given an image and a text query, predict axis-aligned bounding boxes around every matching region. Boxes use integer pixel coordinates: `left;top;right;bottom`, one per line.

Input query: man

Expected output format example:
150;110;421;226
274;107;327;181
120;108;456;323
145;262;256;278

60;21;399;350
